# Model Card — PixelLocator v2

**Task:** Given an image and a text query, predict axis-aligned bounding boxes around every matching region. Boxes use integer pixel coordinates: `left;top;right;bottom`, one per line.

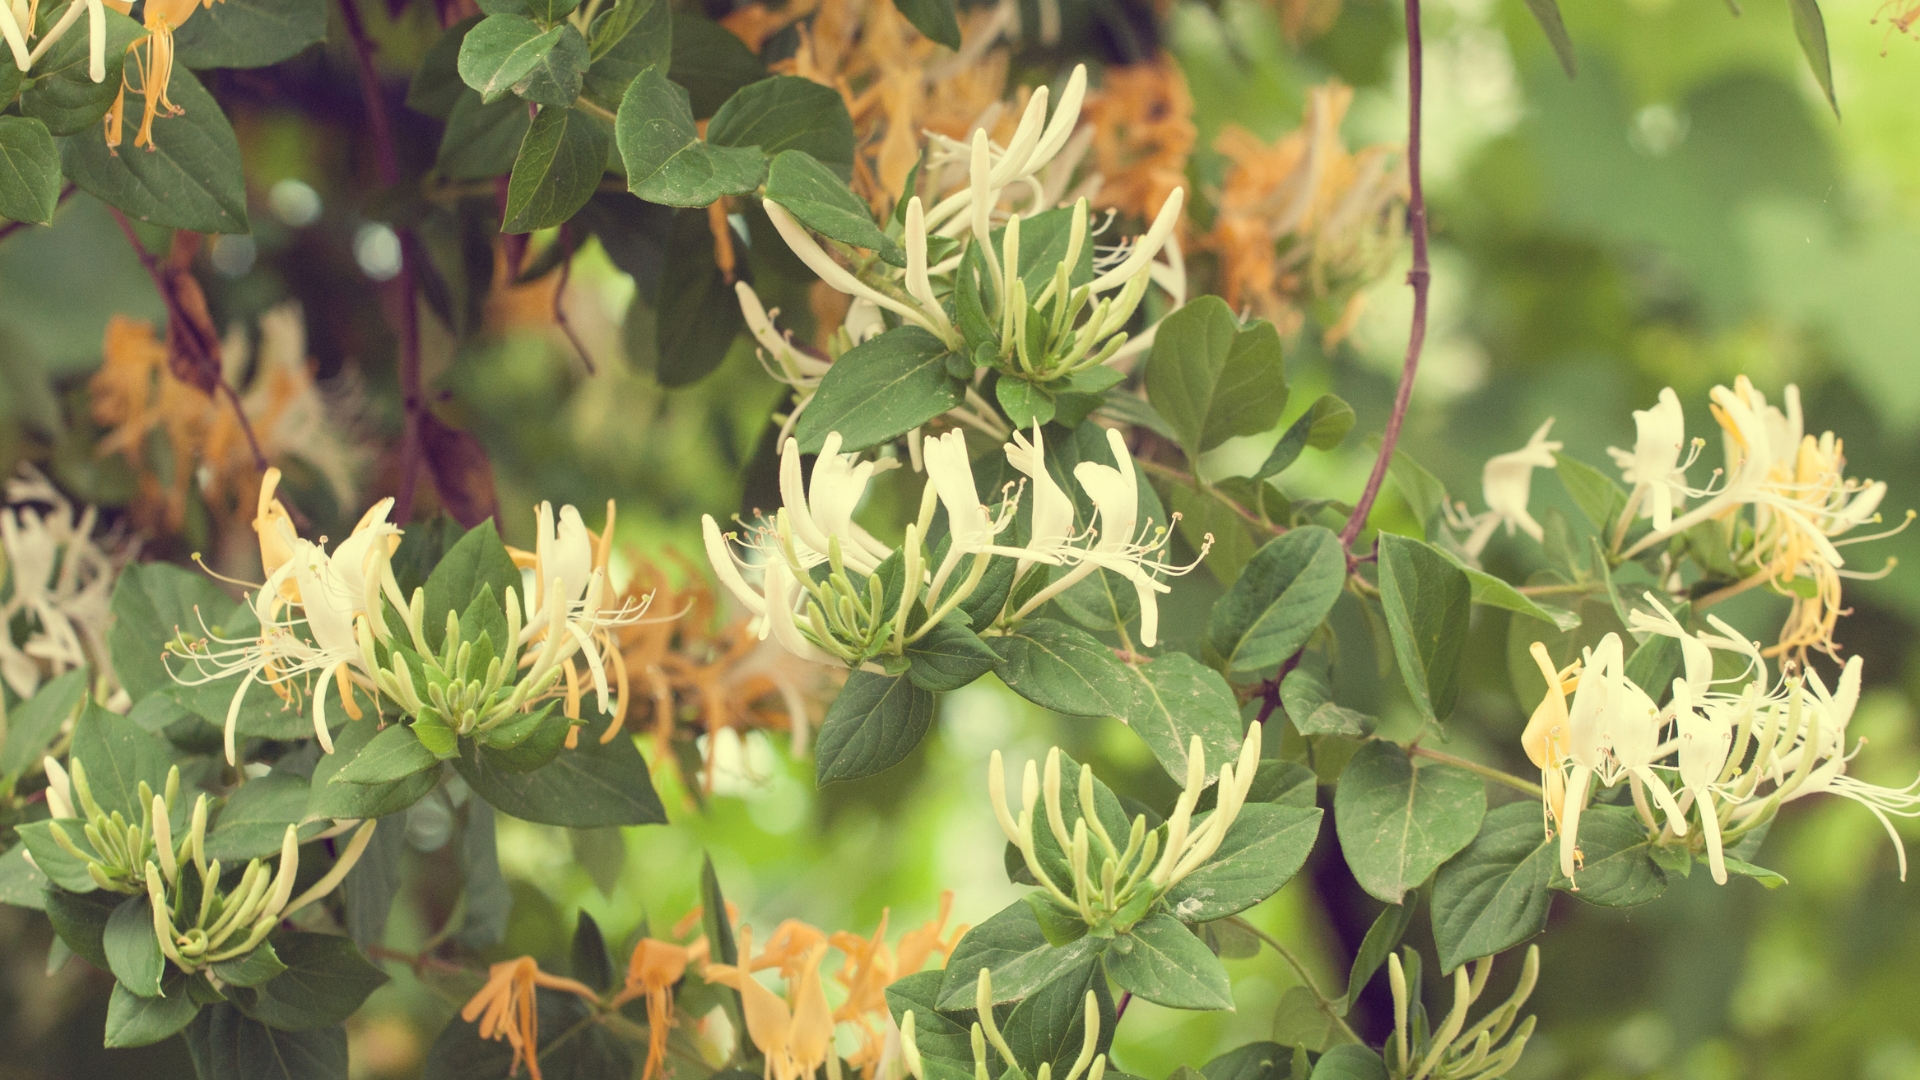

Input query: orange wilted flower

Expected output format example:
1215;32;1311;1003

610;940;691;1080
102;0;223;150
1206;81;1407;347
703;926;834;1080
459;957;600;1080
1086;59;1197;227
829;891;965;1076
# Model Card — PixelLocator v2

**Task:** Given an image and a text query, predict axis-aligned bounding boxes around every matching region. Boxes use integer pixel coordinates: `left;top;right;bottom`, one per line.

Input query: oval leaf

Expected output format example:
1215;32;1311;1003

1333;741;1485;905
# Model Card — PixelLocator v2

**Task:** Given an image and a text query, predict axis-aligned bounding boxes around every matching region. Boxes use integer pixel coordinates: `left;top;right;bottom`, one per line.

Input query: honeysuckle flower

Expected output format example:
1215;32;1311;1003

0;466;123;701
1672;679;1735;884
0;0;108;83
1385;946;1538;1080
105;0;225;150
779;433;895;576
461;957;601;1080
1520;642;1576;835
1607;388;1701;532
703;927;833;1080
762;199;959;348
609;939;690;1080
737;282;834;442
898;968;1109;1080
1002;423;1080;572
922;429;1025;587
1461;419;1562;558
1555;632;1622;883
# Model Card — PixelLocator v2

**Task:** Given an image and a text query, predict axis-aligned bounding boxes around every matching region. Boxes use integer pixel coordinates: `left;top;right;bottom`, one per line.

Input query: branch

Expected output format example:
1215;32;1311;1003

1228;915;1365;1047
336;0;426;521
552;226;598;375
1408;744;1544;798
1338;0;1431;554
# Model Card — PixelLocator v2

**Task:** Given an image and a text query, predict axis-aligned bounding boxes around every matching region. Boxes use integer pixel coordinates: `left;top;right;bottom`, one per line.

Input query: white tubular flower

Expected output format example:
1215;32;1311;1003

42;756;75;820
762;200;954;345
0;3;30;71
1607;388;1697;531
508;501;647;728
1673;680;1735;884
1770;656;1920;879
0;466;122;700
779;434;894;575
703;515;770;624
924;65;1089;239
1003;424;1078;571
736;282;831;390
923;429;1024;567
1603;658;1689;837
1086;188;1185;295
1066;428;1206;649
764;560;842;667
902;196;955;342
1464;419;1562;556
1557;633;1623;884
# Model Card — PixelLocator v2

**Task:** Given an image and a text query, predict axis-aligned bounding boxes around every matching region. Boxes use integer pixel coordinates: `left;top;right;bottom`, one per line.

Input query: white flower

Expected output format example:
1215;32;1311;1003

509;500;648;732
1672;680;1735;884
1;0;107;84
1456;419;1562;560
1607;388;1696;531
1002;424;1078;572
778;433;895;575
1;467;124;700
1556;633;1621;883
922;430;1025;601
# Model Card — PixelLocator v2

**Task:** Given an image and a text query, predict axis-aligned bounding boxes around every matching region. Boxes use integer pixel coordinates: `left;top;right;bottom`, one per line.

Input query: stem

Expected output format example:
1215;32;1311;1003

0;184;75;242
1514;582;1601;597
1692;568;1772;613
1339;0;1430;554
1228;915;1365;1047
1135;458;1285;537
552;226;598;374
336;0;426;522
1408;744;1543;798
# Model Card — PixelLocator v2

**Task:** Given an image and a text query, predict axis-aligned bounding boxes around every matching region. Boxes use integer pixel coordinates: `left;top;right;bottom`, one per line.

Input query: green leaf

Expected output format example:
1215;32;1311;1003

458;15;566;103
709;76;856;173
616;66;768;206
1787;0;1837;116
61;66;249;232
1549;805;1666;906
408;16;482;120
765;149;904;264
19;4;140;135
172;0;328;68
105;979;200;1047
232;932;388;1030
1256;394;1354;480
435;89;531;179
46;885;120;969
332;724;440;786
308;720;440;821
814;670;937;783
1721;857;1788;888
1386;450;1449;538
453;719;667;827
1375;534;1472;722
516;23;591;106
889;0;962;49
1120;653;1245;785
1165;803;1323;922
1;666;88;776
1145;297;1288;459
531;0;580;21
1309;1045;1389;1080
70;703;174;820
793;326;963;453
570;910;617;992
1207;526;1346;679
1453;559;1580;632
938;899;1104;1009
1002;953;1116;1074
211;940;288;988
1518;0;1577;79
1247;760;1319;808
0;116;61;226
422;520;522;654
185;1003;348;1080
1431;803;1555;973
1203;1042;1292;1080
653;205;744;385
104;894;166;997
0;844;49;909
502;105;610;232
206;773;327;860
997;377;1056;429
994;619;1131;719
583;0;669;103
1344;901;1414;1012
1554;452;1628;536
1280;652;1375;738
1333;741;1485;904
906;618;1002;692
1103;913;1233;1011
16;820;98;892
477;706;570;773
667;12;767;118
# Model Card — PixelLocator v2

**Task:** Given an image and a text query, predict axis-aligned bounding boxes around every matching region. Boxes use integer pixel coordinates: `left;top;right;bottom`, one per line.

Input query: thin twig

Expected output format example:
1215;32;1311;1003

1338;0;1431;555
1407;744;1544;798
1514;582;1601;598
0;184;76;242
1135;458;1285;536
336;0;426;521
552;226;598;375
1228;915;1365;1046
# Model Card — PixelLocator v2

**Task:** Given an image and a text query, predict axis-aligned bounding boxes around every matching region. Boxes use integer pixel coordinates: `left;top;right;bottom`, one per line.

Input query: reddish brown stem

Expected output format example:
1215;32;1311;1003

553;226;598;375
336;0;426;521
1339;0;1431;555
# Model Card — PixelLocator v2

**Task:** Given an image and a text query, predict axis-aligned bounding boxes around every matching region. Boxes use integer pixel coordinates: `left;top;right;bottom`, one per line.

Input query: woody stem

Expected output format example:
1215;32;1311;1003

1339;0;1431;555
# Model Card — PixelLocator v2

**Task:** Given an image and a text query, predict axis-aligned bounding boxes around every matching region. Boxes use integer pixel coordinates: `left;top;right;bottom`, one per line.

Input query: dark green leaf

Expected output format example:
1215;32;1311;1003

1431;803;1555;973
906;618;1002;692
1103;913;1233;1011
16;820;98;892
457;802;512;949
0;845;49;909
1518;0;1577;78
234;932;388;1030
172;0;328;68
1375;533;1471;722
571;910;616;992
1333;741;1485;904
793;326;962;453
890;0;961;48
0;666;87;775
1554;453;1628;535
1145;297;1288;458
332;724;440;786
1280;652;1375;738
19;5;140;135
435;90;531;179
815;670;937;783
666;13;767;118
1386;450;1449;537
938;899;1105;1009
0;116;60;226
46;885;119;969
69;702;173;820
408;16;483;120
583;0;668;103
709;76;855;172
1207;526;1346;679
503;105;610;232
212;940;288;988
652;206;743;385
1002;953;1115;1074
422;520;522;654
104;893;166;997
458;15;565;103
1309;1045;1389;1080
308;720;440;821
1550;804;1666;906
453;718;666;827
995;619;1132;719
1203;1042;1292;1080
517;24;591;106
1787;0;1837;116
615;66;769;205
62;66;248;233
1165;803;1322;922
185;1003;347;1080
765;149;903;264
1344;902;1414;1012
1455;560;1580;632
886;970;980;1080
105;979;200;1047
1256;394;1354;480
1121;653;1245;784
1247;760;1319;808
206;773;327;861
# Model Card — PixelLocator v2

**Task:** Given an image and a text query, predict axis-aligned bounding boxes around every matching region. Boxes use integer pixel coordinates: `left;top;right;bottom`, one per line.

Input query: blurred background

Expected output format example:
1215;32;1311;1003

0;0;1916;1075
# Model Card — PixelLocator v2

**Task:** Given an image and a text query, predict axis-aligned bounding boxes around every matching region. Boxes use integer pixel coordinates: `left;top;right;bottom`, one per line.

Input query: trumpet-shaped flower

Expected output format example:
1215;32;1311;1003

0;0;109;86
1462;419;1562;558
610;939;691;1080
461;957;600;1080
1002;423;1081;572
703;927;833;1080
0;467;122;701
1607;387;1698;532
1672;680;1735;883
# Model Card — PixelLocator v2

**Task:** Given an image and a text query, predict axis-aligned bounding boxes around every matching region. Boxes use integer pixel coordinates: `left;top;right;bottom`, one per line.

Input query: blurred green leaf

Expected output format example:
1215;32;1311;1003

890;0;961;49
172;0;327;68
104;979;199;1048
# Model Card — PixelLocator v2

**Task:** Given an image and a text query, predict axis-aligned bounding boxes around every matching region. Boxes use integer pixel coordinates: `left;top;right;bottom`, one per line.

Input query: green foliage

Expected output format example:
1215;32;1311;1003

62;67;248;233
1103;913;1234;1011
793;327;964;453
765;149;905;263
1145;296;1289;460
0;117;61;227
1430;804;1555;973
1207;527;1347;679
1333;742;1485;905
617;66;768;206
993;619;1132;719
1120;652;1246;783
504;106;611;233
813;670;937;783
707;76;856;172
1374;534;1471;723
171;0;328;68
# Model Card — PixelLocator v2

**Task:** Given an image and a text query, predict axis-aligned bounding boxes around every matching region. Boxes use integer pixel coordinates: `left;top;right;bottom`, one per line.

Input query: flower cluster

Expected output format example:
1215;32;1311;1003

170;470;645;764
991;727;1262;934
39;760;375;976
1;466;124;703
1384;946;1538;1080
1524;596;1920;886
704;424;1204;671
